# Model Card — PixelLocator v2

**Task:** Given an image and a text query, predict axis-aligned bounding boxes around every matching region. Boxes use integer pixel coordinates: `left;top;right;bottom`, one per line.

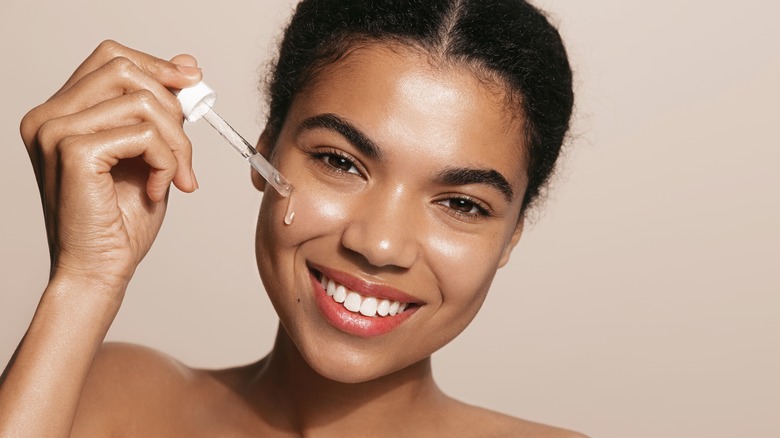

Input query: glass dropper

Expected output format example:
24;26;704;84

176;81;293;197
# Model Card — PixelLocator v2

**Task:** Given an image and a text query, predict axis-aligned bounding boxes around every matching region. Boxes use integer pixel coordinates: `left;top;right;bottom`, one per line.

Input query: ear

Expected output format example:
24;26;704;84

251;130;273;192
498;219;524;268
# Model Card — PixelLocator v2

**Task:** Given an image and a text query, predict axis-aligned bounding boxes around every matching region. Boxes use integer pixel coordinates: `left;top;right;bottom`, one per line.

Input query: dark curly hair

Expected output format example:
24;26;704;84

265;0;573;215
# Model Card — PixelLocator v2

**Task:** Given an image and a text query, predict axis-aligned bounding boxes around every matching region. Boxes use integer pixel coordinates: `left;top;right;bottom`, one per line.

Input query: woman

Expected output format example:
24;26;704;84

0;0;582;436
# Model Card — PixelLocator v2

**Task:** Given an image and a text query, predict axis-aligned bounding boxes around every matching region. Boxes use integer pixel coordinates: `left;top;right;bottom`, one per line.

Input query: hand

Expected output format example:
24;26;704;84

19;40;202;292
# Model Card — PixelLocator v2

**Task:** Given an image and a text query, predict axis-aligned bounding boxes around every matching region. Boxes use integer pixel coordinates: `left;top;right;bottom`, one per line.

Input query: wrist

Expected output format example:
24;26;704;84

51;254;136;291
44;272;128;320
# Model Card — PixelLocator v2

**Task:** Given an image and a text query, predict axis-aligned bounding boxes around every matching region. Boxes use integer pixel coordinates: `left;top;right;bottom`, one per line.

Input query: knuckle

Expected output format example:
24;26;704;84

181;136;193;154
107;56;136;78
56;134;79;153
95;39;122;58
57;135;89;167
20;107;42;145
36;119;61;149
170;95;183;115
137;121;159;140
170;140;192;163
168;157;179;174
131;89;156;112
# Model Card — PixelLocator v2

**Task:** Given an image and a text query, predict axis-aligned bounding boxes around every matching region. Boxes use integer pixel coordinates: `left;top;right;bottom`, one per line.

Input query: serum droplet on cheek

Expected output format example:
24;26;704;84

284;193;296;225
274;181;354;236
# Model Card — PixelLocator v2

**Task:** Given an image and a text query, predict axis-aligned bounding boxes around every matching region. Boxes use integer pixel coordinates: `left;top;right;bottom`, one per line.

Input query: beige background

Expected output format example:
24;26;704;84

1;1;778;436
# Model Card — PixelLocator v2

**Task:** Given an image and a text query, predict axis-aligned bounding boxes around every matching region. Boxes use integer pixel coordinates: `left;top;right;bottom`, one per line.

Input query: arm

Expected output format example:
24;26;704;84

0;277;122;436
0;40;201;437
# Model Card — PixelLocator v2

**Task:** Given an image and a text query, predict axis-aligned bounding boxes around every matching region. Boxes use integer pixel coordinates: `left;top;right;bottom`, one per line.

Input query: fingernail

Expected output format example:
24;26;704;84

175;64;202;77
191;168;200;190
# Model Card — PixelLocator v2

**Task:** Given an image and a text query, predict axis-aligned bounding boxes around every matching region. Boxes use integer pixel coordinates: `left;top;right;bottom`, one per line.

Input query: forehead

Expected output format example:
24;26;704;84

288;43;528;189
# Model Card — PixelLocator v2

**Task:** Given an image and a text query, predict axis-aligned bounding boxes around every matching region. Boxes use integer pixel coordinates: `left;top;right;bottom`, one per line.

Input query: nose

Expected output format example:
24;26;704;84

340;186;419;269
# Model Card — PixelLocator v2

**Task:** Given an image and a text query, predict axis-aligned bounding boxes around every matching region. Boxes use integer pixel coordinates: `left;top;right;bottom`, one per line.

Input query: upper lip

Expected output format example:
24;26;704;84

308;263;423;305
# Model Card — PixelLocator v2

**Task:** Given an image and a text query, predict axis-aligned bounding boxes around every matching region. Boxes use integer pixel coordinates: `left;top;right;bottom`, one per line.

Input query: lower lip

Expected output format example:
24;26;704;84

310;271;417;338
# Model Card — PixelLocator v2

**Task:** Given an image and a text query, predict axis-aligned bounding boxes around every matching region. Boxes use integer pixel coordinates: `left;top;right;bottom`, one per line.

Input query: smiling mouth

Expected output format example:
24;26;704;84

313;271;417;318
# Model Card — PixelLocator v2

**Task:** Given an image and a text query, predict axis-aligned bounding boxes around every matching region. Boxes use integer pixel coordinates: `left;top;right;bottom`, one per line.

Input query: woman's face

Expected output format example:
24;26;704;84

254;44;527;383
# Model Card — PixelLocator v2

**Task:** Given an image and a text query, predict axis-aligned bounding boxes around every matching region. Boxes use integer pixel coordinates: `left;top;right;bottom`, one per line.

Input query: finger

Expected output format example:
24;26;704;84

169;54;201;189
56;40;201;97
58;123;179;203
170;54;198;68
37;90;197;192
39;123;178;255
57;57;187;122
21;42;200;153
24;56;178;139
20;42;200;185
22;55;189;158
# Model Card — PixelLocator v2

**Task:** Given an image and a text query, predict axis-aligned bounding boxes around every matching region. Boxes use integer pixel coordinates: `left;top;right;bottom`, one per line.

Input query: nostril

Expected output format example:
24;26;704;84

340;225;419;269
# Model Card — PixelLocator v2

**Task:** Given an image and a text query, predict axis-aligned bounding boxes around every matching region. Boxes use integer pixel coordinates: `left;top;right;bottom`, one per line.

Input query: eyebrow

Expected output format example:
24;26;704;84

298;113;382;160
437;167;514;202
298;113;514;202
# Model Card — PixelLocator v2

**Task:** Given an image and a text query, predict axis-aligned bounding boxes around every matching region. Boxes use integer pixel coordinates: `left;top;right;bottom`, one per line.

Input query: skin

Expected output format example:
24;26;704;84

0;41;585;437
253;44;528;384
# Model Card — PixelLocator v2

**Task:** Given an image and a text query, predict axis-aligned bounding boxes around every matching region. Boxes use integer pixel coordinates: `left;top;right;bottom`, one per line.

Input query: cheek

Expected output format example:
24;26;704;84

425;229;504;315
256;176;354;270
292;182;352;228
269;183;352;244
255;180;357;332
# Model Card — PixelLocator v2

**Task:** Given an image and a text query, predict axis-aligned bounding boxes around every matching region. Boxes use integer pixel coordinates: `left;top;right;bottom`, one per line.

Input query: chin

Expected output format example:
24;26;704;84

310;357;386;384
297;332;417;384
282;316;433;384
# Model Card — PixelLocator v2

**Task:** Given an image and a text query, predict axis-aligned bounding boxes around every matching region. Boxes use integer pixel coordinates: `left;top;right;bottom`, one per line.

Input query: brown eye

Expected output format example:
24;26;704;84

318;152;360;175
437;196;493;220
326;155;353;171
448;198;481;214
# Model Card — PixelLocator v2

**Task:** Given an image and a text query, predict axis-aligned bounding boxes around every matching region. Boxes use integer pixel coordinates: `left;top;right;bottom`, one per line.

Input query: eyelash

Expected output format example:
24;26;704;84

308;148;493;221
310;149;364;177
437;196;493;220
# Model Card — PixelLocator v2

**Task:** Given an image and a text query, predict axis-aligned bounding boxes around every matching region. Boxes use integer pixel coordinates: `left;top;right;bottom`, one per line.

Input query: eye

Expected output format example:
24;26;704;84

314;151;362;175
324;154;359;174
438;196;492;220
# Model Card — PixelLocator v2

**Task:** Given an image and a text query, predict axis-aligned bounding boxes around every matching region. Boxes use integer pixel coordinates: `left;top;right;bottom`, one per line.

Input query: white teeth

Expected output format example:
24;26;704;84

377;299;390;316
320;274;412;318
344;292;362;312
334;284;347;303
360;297;378;317
326;280;336;297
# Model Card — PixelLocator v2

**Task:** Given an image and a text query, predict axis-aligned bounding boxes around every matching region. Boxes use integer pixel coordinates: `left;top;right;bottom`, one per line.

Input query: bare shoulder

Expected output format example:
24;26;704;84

82;342;200;398
444;399;588;438
71;342;209;435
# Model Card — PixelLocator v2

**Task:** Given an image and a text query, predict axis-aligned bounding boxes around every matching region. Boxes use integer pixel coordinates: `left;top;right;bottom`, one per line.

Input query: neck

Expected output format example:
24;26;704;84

245;324;445;433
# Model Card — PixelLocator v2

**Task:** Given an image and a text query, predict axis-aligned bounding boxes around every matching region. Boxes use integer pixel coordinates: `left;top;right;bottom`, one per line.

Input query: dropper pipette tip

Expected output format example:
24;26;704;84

176;81;295;198
200;107;294;198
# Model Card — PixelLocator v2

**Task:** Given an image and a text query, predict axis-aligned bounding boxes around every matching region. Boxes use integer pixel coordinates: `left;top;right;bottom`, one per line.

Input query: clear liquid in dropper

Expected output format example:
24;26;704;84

202;108;294;197
284;193;296;225
196;106;295;222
